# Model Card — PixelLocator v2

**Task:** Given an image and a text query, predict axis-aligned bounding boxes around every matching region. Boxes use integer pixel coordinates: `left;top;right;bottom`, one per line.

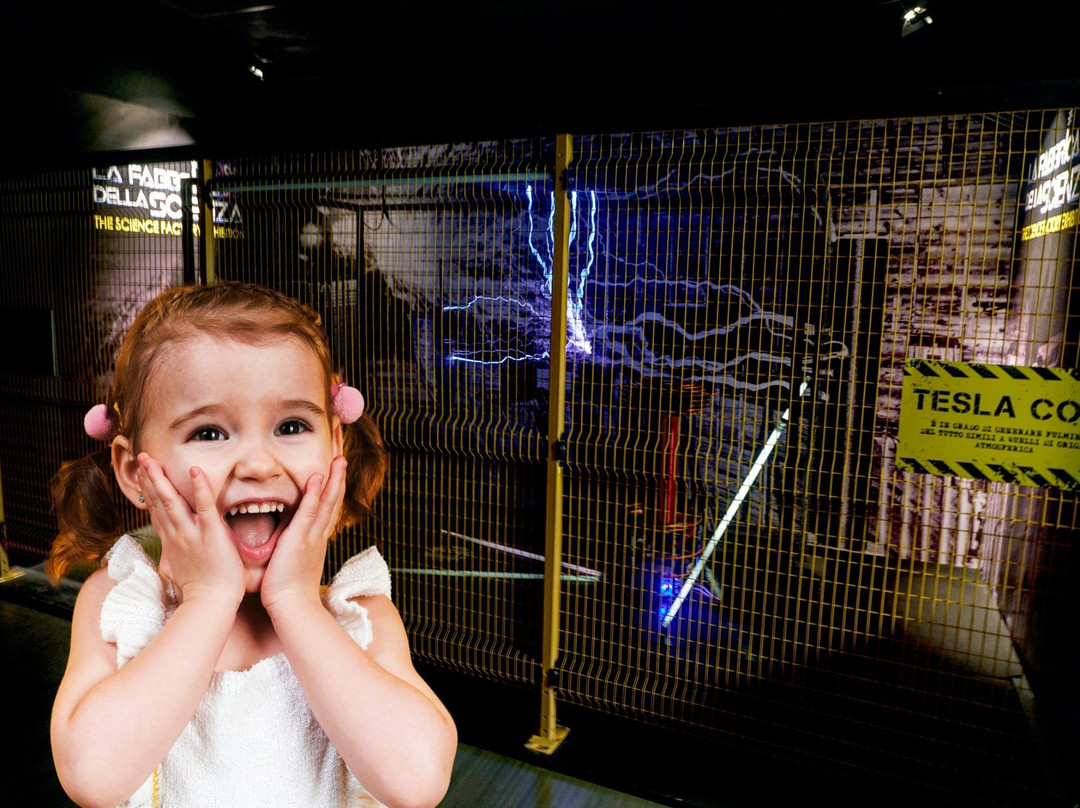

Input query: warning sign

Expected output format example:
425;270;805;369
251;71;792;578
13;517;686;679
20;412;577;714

897;359;1080;490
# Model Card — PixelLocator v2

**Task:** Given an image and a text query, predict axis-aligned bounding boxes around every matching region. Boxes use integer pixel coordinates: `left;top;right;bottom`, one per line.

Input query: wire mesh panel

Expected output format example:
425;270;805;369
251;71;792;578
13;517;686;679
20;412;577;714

560;128;827;709
0;160;199;559
552;118;1075;804
209;142;556;685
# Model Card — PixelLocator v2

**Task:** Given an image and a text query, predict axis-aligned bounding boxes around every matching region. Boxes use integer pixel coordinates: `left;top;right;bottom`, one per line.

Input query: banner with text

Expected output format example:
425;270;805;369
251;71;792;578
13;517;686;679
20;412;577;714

92;161;243;239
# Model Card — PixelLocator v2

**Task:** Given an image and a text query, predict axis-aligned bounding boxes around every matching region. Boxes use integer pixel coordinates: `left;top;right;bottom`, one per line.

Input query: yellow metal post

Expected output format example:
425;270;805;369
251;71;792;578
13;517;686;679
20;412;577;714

527;134;573;754
201;158;217;284
0;461;25;583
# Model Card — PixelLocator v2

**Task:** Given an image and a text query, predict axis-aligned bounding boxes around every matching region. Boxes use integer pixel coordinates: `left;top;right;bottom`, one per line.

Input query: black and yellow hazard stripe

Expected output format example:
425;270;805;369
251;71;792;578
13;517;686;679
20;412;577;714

896;456;1080;491
905;360;1080;384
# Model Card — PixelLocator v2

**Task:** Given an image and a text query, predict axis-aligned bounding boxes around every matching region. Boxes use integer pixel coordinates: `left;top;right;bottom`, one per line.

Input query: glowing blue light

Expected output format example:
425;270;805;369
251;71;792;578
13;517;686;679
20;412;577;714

442;296;542;316
448;352;548;366
526;184;553;292
533;185;594;357
568;191;597;357
656;575;677;619
443;183;596;365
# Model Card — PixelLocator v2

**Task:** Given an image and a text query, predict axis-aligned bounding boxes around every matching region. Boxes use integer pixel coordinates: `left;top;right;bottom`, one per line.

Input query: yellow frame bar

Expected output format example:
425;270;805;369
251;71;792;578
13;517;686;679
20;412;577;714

526;133;573;754
201;158;217;284
0;461;25;583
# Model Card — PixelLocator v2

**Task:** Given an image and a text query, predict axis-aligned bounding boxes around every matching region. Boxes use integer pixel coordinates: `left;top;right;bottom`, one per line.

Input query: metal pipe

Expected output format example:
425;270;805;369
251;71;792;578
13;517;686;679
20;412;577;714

662;380;810;629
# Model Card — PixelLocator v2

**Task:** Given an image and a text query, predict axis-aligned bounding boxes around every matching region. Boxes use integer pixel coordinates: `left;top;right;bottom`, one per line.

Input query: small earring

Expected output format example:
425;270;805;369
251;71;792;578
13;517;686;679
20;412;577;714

138;494;145;504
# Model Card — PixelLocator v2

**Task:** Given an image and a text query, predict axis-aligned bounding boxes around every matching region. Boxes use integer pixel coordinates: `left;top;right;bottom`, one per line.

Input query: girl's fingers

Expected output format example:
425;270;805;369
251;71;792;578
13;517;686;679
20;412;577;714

137;454;220;551
271;458;346;568
292;457;347;540
136;453;185;535
189;465;232;547
189;465;218;519
287;474;329;545
262;458;347;609
135;455;243;601
311;456;348;536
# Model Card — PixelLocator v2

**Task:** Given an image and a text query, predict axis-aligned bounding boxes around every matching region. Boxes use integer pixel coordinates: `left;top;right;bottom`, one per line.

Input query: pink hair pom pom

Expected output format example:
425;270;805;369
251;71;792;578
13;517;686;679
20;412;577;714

84;403;114;441
331;383;365;424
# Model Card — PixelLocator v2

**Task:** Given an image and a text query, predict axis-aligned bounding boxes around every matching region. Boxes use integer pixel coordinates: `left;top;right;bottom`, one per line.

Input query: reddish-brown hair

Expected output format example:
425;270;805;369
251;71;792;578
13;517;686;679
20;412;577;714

46;281;387;584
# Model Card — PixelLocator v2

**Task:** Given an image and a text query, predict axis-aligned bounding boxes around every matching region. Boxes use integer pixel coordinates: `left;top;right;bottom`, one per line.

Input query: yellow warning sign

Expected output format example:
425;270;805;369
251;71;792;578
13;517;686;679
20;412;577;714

897;359;1080;490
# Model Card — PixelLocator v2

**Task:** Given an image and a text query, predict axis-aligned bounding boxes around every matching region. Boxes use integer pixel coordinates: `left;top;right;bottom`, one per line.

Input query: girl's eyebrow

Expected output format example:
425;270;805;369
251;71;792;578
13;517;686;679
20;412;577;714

169;404;222;431
283;399;328;419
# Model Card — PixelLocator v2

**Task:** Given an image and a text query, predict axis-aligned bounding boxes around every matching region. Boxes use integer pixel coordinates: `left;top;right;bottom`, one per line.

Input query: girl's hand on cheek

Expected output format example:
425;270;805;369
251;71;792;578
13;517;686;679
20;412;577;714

261;456;348;614
137;452;245;609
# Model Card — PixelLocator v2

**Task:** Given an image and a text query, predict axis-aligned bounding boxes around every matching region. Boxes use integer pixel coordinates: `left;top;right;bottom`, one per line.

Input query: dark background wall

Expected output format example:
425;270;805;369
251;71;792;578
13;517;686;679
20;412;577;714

3;1;1080;158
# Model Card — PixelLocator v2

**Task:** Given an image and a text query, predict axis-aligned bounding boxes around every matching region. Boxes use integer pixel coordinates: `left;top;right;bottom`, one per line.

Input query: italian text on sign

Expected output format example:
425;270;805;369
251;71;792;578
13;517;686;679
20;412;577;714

897;360;1080;491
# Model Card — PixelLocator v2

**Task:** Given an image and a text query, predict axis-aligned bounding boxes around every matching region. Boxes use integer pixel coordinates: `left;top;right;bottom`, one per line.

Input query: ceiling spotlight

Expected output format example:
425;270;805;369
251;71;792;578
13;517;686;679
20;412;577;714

901;4;933;37
248;49;275;82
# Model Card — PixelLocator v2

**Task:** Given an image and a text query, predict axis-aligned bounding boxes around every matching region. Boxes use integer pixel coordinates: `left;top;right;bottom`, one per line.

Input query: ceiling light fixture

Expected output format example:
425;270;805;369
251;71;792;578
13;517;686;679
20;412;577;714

901;4;933;37
248;49;274;82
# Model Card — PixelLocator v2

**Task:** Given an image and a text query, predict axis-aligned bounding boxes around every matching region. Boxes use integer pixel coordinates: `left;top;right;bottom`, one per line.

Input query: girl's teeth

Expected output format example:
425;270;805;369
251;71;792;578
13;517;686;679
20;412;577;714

228;503;285;516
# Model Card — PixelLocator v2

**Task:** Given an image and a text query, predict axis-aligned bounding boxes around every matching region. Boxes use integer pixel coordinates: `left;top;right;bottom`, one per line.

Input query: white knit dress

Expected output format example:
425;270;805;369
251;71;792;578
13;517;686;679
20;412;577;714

99;535;390;808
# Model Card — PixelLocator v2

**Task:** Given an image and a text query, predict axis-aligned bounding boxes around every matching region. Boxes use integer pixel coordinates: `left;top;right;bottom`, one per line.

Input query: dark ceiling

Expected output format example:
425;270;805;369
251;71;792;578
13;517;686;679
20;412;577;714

4;0;1080;157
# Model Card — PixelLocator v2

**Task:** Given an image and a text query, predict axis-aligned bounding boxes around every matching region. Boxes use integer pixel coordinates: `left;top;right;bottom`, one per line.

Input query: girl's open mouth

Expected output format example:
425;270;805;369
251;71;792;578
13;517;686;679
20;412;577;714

224;502;288;557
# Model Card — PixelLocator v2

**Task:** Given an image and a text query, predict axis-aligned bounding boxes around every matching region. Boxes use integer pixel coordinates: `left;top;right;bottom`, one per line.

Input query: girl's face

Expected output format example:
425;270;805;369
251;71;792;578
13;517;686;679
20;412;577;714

120;333;342;590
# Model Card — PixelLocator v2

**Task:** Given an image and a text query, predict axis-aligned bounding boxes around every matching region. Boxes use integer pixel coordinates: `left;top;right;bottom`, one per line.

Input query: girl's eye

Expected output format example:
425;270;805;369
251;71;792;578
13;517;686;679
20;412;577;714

189;426;226;442
276;419;311;437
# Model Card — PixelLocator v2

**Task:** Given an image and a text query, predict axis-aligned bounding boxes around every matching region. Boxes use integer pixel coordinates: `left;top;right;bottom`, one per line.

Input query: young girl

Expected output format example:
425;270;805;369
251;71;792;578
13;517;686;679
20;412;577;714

47;281;457;808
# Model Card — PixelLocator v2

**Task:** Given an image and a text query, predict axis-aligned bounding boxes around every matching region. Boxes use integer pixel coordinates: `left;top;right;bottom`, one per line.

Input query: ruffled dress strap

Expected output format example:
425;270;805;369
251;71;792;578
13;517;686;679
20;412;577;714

323;546;391;651
98;535;170;669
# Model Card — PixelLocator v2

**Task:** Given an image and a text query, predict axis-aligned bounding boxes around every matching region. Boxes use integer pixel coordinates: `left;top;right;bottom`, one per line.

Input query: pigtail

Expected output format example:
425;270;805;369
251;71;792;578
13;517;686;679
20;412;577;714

46;450;122;585
338;412;388;531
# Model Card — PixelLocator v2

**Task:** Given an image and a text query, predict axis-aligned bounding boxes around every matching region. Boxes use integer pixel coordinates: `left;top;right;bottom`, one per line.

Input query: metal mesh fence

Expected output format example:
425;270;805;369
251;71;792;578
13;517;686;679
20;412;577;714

1;112;1076;805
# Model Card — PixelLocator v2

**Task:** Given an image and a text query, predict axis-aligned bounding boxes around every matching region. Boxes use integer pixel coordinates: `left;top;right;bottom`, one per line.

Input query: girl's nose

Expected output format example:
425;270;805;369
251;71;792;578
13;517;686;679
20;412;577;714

234;442;281;480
